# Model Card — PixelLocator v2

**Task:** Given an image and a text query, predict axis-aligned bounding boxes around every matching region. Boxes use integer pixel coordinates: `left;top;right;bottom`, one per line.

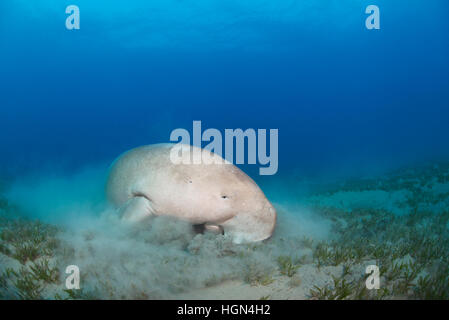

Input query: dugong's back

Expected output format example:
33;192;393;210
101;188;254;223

107;143;238;222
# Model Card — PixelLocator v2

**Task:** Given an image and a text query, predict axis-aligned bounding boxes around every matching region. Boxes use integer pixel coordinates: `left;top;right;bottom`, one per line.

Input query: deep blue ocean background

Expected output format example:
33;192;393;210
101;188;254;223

1;2;449;301
1;0;448;184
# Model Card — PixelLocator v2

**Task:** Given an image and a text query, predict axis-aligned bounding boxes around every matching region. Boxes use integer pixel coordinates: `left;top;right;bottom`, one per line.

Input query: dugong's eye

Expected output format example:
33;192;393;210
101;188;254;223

221;195;228;199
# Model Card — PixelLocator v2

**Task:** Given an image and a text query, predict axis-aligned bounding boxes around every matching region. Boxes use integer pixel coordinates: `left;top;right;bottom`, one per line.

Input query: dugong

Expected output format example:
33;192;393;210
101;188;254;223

106;144;276;243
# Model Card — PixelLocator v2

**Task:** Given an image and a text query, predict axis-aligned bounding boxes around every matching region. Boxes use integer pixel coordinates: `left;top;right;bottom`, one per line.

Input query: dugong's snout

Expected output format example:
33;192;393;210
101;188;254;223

221;202;277;244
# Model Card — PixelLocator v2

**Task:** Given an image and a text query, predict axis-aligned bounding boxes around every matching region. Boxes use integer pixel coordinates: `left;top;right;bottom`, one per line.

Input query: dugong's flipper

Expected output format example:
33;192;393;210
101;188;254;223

119;196;154;222
192;223;224;235
204;223;224;235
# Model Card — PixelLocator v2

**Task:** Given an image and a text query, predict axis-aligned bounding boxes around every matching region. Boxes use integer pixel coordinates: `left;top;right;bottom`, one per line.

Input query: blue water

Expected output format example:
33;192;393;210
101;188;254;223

1;0;448;181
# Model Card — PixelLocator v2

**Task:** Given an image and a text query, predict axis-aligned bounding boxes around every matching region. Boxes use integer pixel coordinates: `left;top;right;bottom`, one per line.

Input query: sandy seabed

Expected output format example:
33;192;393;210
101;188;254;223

0;162;448;300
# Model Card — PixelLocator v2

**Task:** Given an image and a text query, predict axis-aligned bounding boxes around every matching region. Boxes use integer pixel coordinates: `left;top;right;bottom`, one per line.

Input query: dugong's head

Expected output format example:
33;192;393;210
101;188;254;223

168;145;277;243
